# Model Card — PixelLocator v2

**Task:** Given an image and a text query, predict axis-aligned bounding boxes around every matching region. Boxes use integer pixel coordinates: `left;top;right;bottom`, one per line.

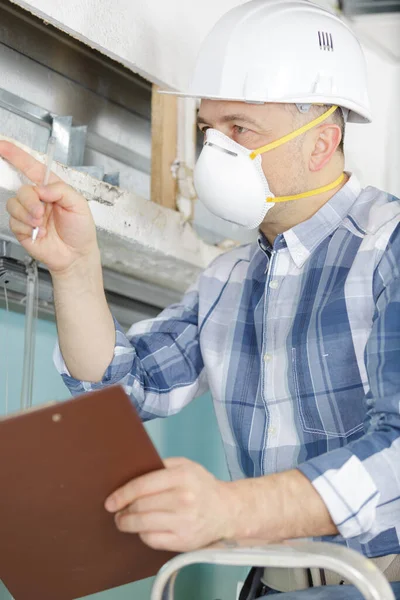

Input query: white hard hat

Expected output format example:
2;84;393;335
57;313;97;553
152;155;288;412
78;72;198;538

163;0;371;123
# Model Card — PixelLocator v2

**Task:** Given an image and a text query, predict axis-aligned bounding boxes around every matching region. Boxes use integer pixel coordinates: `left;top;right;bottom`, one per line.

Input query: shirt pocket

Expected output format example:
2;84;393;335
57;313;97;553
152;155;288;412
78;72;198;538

291;343;366;438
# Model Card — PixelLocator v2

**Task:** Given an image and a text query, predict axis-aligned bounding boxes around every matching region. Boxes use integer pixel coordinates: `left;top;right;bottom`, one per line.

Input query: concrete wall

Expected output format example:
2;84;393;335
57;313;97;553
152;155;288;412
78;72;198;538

0;135;222;292
9;0;245;91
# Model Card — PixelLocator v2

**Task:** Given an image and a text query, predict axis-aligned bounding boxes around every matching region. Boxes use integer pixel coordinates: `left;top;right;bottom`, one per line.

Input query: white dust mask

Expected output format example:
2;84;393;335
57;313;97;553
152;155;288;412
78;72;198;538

193;106;345;229
193;128;273;229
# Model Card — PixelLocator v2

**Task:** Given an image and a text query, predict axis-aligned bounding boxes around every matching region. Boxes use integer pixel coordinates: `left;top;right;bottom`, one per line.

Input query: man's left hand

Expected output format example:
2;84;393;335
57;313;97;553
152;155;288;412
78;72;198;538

105;457;239;552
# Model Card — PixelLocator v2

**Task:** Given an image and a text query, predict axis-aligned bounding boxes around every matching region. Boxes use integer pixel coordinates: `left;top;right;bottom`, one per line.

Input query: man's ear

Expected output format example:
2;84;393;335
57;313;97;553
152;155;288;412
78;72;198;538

309;124;342;172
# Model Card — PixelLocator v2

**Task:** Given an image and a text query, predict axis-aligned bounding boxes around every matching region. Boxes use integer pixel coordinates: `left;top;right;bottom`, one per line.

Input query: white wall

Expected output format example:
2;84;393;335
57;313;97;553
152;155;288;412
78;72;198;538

345;13;400;197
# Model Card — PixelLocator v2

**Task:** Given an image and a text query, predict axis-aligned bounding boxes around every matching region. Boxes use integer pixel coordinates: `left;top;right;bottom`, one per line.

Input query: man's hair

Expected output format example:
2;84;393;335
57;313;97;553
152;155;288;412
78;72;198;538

288;104;345;154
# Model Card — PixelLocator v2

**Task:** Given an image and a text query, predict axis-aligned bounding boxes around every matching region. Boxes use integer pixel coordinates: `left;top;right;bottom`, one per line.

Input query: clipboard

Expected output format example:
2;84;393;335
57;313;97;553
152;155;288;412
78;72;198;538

0;386;175;600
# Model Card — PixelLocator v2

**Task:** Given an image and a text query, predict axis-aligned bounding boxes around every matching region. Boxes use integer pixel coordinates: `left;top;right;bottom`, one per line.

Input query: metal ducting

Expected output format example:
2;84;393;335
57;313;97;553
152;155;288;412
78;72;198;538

0;0;152;198
339;0;400;15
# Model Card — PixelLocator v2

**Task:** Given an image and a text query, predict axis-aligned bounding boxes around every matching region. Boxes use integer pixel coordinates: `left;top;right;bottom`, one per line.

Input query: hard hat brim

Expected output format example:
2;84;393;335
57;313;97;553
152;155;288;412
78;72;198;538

159;89;372;124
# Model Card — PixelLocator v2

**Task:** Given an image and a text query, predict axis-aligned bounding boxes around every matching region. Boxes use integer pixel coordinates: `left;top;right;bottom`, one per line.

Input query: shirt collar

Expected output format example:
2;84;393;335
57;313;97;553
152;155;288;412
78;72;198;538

281;174;362;268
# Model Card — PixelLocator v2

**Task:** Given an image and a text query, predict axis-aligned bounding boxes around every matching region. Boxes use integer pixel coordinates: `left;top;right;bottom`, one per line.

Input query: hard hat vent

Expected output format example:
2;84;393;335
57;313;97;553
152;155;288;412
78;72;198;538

318;31;334;51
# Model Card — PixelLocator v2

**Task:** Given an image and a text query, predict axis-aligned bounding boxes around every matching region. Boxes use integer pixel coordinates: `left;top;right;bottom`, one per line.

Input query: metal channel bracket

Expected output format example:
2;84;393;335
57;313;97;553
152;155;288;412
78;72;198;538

0;88;125;181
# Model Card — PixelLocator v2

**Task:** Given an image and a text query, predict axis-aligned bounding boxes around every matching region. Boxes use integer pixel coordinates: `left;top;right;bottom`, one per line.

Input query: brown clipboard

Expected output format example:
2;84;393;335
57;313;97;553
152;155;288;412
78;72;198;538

0;386;175;600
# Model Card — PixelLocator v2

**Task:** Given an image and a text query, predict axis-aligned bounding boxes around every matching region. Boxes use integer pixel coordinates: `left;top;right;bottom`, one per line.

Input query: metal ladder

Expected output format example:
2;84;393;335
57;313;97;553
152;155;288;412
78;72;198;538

151;540;395;600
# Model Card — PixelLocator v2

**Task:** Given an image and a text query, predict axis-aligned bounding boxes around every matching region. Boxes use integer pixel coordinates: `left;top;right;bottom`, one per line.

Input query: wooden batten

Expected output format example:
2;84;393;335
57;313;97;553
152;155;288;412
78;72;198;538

151;84;178;210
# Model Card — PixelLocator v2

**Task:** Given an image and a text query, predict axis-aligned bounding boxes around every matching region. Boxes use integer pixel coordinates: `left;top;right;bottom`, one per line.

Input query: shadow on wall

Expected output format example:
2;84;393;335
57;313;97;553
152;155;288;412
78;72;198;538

0;308;248;600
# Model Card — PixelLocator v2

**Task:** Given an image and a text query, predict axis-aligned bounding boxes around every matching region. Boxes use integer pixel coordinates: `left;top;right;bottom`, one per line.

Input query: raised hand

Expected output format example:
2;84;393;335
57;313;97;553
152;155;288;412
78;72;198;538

1;141;98;274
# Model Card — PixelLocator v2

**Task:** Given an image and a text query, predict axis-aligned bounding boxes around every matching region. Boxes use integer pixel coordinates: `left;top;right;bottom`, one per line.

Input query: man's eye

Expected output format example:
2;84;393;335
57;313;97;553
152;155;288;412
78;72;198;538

234;125;249;135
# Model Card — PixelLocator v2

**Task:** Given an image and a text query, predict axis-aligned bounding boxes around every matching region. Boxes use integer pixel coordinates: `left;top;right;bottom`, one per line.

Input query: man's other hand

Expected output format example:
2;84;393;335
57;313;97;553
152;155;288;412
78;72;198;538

105;457;239;552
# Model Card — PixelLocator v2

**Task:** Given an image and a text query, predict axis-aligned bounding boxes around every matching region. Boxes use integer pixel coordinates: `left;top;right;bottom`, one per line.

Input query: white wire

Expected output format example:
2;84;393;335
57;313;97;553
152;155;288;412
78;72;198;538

20;261;38;410
3;283;10;415
30;261;39;403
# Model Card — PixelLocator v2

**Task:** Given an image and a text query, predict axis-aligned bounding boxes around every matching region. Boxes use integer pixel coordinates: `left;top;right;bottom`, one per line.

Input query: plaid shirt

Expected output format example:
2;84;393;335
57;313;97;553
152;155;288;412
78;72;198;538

55;175;400;558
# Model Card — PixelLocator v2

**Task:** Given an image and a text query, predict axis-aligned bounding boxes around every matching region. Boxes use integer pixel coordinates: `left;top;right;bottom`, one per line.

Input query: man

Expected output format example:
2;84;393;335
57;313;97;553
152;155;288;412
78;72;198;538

2;0;400;598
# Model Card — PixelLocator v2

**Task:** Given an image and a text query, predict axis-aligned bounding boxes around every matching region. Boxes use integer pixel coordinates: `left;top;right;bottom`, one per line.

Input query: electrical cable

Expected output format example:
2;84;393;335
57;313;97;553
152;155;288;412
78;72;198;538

20;260;39;410
2;282;10;415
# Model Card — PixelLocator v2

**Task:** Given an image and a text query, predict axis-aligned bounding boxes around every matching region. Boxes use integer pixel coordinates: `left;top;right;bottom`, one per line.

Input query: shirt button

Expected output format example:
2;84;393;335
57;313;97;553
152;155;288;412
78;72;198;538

269;280;279;289
268;426;276;435
263;353;272;362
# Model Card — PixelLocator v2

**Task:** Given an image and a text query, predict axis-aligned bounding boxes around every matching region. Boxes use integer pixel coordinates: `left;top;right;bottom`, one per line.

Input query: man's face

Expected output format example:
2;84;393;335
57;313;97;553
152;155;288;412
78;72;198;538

197;99;308;203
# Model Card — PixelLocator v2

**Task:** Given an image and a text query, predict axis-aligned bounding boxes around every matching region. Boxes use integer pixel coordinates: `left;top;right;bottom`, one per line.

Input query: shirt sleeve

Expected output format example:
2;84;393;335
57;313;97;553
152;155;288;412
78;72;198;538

298;227;400;546
53;279;208;421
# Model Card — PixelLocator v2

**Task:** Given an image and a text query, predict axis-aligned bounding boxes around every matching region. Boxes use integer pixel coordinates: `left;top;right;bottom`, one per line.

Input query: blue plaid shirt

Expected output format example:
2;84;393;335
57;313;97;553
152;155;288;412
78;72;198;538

55;175;400;558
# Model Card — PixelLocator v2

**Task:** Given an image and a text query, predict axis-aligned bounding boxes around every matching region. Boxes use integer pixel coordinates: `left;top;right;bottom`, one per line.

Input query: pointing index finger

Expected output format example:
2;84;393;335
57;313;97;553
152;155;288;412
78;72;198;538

0;141;60;185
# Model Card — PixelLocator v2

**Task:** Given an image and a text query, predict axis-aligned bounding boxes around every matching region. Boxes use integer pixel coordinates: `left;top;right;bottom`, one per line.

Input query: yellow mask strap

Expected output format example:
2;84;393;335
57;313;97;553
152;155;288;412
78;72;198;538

249;105;338;160
266;173;345;204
